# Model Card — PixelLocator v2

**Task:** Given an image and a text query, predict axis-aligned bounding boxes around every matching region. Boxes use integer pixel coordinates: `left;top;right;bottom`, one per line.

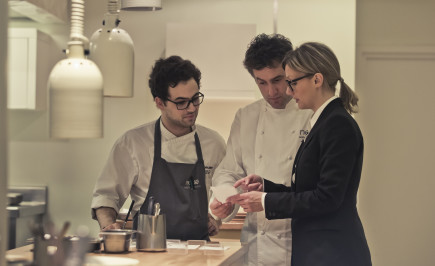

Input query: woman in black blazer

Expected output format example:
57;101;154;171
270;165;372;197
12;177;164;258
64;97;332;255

229;42;371;266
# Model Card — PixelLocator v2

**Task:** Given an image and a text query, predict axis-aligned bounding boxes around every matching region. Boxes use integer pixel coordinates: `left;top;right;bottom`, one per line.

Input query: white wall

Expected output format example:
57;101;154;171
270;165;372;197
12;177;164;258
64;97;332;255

8;0;355;242
356;0;435;265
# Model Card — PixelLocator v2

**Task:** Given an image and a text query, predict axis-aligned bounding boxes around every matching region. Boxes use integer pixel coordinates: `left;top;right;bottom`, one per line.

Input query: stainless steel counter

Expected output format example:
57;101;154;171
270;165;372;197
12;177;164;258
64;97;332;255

7;186;47;249
7;202;46;218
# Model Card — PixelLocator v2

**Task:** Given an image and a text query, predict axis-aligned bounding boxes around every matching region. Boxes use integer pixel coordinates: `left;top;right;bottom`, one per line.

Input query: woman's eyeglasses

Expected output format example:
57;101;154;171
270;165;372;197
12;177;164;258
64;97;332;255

286;74;315;92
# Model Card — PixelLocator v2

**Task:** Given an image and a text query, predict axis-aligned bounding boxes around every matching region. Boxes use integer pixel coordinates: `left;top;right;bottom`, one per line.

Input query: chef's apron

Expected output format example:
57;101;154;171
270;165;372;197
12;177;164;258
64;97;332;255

136;118;209;241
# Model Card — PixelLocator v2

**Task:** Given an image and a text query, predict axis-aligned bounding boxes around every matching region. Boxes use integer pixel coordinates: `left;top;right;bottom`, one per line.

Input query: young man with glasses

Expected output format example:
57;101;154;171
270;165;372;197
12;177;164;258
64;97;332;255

210;34;312;265
91;56;226;240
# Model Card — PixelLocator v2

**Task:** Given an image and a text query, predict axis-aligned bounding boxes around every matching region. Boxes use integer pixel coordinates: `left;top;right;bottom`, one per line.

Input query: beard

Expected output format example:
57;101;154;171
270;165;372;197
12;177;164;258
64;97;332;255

164;111;197;131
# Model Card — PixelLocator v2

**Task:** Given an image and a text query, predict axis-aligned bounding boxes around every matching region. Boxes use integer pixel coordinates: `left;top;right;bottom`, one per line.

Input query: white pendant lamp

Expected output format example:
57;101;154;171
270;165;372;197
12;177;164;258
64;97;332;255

90;0;134;97
48;0;104;139
120;0;162;11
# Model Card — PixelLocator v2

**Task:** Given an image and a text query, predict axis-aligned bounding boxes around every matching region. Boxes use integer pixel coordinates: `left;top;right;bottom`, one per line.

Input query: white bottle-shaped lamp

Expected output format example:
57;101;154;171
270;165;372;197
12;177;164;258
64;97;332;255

90;0;134;97
48;0;104;139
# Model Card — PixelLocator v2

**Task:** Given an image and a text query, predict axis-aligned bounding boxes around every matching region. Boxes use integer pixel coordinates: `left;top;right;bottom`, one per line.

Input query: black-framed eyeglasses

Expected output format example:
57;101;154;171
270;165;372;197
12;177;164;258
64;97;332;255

286;73;315;92
166;92;204;110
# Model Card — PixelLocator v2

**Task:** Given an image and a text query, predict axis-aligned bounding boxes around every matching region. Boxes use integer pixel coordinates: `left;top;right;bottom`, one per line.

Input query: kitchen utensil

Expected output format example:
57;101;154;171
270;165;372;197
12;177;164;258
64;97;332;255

99;229;135;253
151;202;160;237
33;236;51;266
43;220;56;240
122;200;135;229
61;235;91;265
147;196;154;215
59;221;70;240
33;220;60;266
136;214;166;252
88;238;102;253
63;236;102;253
154;202;160;216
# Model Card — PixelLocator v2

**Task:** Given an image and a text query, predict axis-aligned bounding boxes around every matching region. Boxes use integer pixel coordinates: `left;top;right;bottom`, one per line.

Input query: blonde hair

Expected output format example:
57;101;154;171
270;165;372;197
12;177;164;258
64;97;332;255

282;42;358;114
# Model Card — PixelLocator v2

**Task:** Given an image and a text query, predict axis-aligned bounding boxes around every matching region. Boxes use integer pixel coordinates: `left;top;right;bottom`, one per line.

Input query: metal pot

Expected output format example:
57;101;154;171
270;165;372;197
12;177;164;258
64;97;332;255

99;229;135;253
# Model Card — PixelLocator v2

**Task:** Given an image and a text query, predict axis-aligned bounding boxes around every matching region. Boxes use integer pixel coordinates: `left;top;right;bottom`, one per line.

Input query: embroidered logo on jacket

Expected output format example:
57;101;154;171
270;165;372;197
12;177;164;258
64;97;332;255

184;176;201;190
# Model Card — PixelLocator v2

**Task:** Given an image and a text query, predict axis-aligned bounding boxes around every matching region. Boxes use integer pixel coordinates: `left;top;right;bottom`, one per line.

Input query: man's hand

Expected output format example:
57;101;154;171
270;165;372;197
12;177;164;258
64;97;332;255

101;222;122;231
208;213;221;236
95;207;119;231
234;174;263;192
227;191;264;213
210;198;234;219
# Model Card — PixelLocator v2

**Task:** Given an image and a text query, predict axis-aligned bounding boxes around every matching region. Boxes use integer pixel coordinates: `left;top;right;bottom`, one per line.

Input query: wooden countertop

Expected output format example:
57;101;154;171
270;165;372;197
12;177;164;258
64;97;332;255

220;212;246;230
6;238;245;266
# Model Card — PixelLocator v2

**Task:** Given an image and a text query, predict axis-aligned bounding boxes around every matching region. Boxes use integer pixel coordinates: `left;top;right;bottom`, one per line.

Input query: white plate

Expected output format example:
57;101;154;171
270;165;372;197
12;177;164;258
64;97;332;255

85;256;139;266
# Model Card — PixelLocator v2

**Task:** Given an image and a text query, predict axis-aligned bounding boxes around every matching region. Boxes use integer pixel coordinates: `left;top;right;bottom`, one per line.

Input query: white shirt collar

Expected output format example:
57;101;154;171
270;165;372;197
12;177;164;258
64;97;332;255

160;119;196;141
310;96;338;128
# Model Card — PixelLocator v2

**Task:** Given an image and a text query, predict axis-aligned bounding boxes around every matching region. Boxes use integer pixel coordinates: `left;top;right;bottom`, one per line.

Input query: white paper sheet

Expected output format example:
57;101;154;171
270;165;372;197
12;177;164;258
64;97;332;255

210;185;239;203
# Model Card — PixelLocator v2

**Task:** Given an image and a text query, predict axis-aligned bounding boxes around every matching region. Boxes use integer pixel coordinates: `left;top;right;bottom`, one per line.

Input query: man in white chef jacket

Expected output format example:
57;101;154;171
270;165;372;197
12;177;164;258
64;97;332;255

210;34;312;265
91;56;226;240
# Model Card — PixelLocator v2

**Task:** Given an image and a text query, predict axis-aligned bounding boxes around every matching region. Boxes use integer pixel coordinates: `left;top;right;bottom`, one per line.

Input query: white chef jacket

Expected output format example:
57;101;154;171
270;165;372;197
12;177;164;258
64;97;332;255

91;120;226;219
211;99;312;266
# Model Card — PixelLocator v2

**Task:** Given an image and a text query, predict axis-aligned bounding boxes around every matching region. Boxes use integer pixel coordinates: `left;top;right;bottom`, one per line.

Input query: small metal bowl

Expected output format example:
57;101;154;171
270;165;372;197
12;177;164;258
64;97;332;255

88;238;102;253
62;236;102;253
99;229;135;253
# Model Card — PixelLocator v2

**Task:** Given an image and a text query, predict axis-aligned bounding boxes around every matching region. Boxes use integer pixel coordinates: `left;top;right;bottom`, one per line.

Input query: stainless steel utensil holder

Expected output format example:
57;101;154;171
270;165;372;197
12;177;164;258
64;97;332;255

136;214;166;251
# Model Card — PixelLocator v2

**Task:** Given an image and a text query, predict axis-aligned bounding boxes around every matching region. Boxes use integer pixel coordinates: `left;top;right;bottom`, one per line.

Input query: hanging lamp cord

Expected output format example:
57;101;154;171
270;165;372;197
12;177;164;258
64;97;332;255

70;0;89;51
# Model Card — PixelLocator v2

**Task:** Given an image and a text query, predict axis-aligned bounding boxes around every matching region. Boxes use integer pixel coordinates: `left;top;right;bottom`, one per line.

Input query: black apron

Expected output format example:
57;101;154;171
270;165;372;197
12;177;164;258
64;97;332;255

136;118;209;241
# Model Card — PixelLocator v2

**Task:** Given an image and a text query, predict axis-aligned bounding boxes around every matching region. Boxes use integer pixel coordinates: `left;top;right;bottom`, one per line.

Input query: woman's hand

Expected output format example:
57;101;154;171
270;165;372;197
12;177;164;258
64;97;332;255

234;174;263;192
227;191;264;213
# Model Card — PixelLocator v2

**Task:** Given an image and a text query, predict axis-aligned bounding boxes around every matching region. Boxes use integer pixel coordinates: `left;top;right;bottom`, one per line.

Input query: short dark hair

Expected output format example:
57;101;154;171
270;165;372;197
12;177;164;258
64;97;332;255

149;55;201;100
243;33;293;76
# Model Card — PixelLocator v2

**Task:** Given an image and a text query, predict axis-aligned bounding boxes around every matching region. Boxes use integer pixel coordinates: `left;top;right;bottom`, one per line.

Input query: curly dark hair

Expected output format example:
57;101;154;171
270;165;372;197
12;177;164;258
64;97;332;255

149;55;201;100
243;33;293;76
